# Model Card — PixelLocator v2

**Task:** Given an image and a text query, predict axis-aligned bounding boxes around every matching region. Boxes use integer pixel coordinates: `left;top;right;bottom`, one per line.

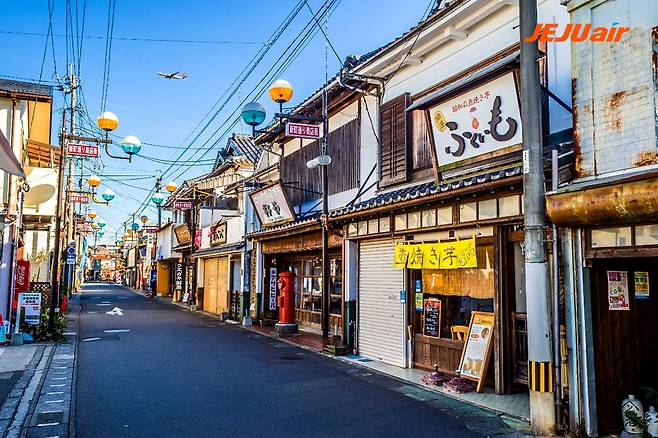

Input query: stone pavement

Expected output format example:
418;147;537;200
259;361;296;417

0;297;78;438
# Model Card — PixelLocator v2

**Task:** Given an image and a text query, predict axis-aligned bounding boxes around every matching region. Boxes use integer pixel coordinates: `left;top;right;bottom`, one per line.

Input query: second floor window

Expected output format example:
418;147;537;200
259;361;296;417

380;93;410;186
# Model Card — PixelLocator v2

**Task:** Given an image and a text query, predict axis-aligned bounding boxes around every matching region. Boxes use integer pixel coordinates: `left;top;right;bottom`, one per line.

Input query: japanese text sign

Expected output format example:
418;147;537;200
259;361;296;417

285;122;320;139
249;182;295;227
70;194;89;203
174;200;193;210
18;292;42;325
428;72;522;167
393;238;477;269
209;221;227;247
67;142;99;157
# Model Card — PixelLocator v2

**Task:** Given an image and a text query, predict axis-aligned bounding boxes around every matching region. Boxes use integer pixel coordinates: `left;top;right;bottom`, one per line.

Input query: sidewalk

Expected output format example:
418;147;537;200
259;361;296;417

0;296;79;438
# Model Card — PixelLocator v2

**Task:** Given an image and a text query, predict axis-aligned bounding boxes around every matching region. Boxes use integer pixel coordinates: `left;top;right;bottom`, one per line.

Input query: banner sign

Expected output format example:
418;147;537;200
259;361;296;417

209;221;227;247
174;200;193;210
393;238;477;269
428;72;522;167
173;224;192;245
70;194;89;203
249;182;296;227
607;271;630;310
14;260;30;294
458;311;495;392
67;142;99;157
269;267;278;311
285;122;320;139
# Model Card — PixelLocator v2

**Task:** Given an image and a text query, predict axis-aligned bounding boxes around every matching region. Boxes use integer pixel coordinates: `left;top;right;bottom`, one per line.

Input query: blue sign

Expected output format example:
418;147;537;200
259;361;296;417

415;279;421;293
399;290;406;304
66;246;76;265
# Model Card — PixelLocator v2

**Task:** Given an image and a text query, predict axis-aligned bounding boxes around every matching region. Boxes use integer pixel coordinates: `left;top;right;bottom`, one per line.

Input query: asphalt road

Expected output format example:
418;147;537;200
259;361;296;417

74;283;497;438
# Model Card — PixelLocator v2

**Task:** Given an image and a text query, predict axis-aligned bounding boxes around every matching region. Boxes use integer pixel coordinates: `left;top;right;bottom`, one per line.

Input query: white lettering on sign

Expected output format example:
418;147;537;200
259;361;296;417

67;143;99;157
285;122;320;139
70;194;89;204
269;267;277;311
174;201;193;209
428;72;522;167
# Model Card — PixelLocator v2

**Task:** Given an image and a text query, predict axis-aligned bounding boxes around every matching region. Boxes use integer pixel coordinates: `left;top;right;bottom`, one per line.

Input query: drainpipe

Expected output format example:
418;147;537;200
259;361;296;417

551;145;562;425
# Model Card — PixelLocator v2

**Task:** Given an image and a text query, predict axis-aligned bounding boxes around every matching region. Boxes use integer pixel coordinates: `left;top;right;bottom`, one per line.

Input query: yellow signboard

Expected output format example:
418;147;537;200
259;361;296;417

394;238;477;269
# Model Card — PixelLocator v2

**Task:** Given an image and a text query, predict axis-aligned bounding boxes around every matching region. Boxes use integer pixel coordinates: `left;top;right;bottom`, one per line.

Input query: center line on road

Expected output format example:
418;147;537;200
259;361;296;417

51;377;68;380
47;392;64;395
104;329;130;333
36;422;60;427
49;384;66;387
45;400;64;404
81;337;101;342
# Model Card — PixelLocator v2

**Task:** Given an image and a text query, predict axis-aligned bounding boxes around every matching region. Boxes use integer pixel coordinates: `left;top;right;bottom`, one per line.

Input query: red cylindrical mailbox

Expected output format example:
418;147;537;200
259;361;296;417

277;271;296;325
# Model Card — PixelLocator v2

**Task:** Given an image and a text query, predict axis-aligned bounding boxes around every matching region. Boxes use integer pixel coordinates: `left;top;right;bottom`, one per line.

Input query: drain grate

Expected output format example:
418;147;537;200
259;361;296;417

35;411;64;425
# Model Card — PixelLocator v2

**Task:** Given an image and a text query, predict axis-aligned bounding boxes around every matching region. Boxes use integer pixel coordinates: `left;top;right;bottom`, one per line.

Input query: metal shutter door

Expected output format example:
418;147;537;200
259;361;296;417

204;258;218;315
358;239;405;367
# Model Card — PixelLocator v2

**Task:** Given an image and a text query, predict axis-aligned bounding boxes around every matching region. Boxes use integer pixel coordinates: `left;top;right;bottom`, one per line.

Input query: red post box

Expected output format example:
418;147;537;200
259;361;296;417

275;271;298;335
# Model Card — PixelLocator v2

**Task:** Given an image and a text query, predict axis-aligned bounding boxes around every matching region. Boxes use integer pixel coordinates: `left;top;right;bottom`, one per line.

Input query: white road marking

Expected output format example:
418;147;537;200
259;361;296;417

63;332;76;335
105;307;124;316
96;303;111;306
81;337;101;342
45;400;64;404
51;377;68;380
47;392;64;395
87;311;99;314
104;329;130;333
36;423;60;427
53;366;68;369
49;384;66;387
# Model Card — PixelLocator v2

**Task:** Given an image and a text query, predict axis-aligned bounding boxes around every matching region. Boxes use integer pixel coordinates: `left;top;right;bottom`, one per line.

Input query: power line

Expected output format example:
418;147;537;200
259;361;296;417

0;30;264;45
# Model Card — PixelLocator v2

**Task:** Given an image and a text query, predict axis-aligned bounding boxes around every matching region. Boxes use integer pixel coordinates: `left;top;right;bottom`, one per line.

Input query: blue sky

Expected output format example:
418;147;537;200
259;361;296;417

1;0;432;243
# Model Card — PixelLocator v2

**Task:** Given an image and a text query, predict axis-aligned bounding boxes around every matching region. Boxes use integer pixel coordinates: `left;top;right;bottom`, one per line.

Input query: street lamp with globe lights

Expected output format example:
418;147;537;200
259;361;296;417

241;102;266;137
151;192;165;227
101;189;115;202
96;112;142;162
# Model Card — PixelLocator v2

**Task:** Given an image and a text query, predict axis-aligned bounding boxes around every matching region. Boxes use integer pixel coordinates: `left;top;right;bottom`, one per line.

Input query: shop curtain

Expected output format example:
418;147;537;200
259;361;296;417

421;244;494;299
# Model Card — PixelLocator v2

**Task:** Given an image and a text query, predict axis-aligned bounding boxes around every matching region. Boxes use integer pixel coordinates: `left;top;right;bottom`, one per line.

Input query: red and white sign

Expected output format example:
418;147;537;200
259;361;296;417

285;122;320;139
174;200;193;210
67;142;99;157
70;194;89;203
14;260;30;294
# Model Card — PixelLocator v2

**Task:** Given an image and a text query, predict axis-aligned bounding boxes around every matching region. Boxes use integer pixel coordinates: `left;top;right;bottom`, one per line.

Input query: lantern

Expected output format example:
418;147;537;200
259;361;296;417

151;192;165;205
131;223;140;231
115;239;122;245
241;102;266;127
165;181;178;193
120;135;142;156
98;231;105;237
91;222;99;230
97;111;119;132
87;175;101;188
87;211;97;219
269;79;293;104
140;215;148;224
97;221;106;228
101;189;115;202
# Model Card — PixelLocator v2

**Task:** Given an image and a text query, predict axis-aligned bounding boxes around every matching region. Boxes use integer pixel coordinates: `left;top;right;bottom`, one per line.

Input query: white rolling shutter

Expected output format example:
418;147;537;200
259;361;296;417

358;239;405;367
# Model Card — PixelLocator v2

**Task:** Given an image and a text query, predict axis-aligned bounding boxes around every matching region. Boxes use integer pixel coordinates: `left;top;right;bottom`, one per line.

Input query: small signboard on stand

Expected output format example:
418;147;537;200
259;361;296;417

17;293;42;326
458;311;495;392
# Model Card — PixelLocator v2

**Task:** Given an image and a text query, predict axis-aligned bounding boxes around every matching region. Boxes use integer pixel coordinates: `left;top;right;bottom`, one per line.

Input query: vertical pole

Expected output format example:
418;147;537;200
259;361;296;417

190;186;197;306
48;106;68;333
551;145;562;425
320;16;330;339
520;1;556;435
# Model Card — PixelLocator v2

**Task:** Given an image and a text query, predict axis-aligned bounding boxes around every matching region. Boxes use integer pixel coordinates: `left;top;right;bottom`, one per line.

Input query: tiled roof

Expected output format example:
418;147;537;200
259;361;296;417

247;212;321;239
0;79;52;97
214;133;260;170
329;166;522;218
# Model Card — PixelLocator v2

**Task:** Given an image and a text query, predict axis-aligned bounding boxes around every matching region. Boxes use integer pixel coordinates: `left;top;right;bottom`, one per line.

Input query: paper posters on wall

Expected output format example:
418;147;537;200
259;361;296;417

269;267;278;311
634;271;650;298
608;271;630;310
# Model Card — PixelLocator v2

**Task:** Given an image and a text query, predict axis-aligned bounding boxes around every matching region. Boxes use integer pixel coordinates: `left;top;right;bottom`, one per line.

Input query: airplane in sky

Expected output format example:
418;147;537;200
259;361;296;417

157;71;188;80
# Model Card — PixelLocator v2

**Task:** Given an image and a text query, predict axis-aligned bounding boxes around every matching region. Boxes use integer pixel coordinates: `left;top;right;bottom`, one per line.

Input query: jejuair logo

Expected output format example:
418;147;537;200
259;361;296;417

524;22;630;43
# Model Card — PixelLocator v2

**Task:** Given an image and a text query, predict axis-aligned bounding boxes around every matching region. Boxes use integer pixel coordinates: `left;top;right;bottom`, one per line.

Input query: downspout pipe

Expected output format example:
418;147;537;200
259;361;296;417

551;145;562;425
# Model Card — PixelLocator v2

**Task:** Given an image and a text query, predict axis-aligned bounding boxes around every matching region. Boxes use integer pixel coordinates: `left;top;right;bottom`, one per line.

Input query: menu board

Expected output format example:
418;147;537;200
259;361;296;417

423;298;441;338
458;311;495;392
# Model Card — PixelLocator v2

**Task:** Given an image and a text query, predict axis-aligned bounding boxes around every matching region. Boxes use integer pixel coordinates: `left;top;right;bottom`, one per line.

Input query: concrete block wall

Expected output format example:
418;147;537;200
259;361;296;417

570;0;658;177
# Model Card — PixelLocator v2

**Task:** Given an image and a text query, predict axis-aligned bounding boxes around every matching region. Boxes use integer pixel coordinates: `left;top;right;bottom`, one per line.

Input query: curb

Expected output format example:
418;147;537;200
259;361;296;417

68;294;81;438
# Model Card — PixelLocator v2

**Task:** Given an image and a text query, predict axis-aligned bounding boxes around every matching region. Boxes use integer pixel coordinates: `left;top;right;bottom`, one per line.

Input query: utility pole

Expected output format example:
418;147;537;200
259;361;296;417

520;1;555;435
156;174;162;227
61;66;77;296
48;101;69;333
320;65;330;340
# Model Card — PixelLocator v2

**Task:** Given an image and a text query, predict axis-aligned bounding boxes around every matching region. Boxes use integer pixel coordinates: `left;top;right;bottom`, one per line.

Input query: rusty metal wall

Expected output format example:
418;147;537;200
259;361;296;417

571;0;658;177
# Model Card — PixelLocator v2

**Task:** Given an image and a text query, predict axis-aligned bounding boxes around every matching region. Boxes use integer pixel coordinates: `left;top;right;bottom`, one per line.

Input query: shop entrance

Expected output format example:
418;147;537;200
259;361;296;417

590;257;658;434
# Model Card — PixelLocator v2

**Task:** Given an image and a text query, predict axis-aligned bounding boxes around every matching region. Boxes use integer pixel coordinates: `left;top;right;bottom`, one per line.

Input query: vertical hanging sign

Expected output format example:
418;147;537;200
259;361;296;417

269;267;278;311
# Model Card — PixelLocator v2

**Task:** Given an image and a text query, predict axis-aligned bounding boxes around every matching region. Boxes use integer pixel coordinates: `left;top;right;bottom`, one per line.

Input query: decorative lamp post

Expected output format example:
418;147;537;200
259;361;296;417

131;223;140;231
98;231;105;237
241;102;266;137
115;239;122;246
87;175;101;192
140;215;148;224
91;222;99;230
97;112;119;132
101;189;115;202
120;135;142;160
87;211;97;220
97;221;106;228
165;182;178;193
269;79;294;113
151;192;165;228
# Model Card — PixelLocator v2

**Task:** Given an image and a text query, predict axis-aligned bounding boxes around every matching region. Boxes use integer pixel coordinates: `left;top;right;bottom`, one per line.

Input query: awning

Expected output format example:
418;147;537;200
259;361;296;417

191;242;244;258
406;52;519;112
0;128;24;177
